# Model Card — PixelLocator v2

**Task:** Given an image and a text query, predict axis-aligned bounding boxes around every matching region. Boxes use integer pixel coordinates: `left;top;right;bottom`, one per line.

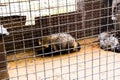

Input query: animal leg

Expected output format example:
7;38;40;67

73;41;78;51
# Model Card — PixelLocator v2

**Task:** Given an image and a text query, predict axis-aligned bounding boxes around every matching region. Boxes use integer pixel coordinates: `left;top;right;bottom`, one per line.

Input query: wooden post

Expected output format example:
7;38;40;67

0;36;9;80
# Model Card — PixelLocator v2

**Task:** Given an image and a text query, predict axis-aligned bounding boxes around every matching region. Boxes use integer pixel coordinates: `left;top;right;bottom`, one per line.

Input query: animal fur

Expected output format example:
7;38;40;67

98;32;120;52
111;0;120;20
38;33;81;53
0;24;9;36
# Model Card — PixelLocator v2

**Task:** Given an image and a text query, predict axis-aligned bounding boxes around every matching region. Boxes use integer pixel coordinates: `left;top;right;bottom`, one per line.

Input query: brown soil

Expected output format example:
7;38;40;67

7;37;120;80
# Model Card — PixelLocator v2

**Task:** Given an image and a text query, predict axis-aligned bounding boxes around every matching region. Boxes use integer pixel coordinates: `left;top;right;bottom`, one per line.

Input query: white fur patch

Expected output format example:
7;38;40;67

0;24;9;35
111;16;117;20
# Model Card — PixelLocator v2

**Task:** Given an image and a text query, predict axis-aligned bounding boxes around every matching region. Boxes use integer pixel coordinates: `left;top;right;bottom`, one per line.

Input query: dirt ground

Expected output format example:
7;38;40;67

7;37;120;80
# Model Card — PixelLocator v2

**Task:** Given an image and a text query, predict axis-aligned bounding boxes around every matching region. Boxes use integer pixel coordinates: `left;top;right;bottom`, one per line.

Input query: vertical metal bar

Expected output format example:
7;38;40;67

106;0;110;79
113;0;117;79
8;0;20;80
38;0;46;80
56;0;63;80
99;0;102;80
91;1;94;80
65;0;72;79
75;0;79;79
80;0;86;80
47;0;55;79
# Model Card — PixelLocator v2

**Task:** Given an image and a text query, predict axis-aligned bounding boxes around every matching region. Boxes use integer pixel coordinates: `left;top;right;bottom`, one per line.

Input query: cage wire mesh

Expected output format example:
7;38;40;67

0;0;120;80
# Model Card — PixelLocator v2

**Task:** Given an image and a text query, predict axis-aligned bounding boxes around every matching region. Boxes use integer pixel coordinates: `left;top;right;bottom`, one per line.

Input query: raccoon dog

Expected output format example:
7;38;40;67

38;33;81;54
98;32;120;52
111;0;120;20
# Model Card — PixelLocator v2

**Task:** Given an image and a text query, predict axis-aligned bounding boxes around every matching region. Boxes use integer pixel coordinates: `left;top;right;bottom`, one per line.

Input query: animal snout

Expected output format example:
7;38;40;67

114;44;120;53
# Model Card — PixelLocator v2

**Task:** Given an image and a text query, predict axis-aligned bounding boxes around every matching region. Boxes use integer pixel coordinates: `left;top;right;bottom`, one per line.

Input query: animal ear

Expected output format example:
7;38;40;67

43;36;48;40
38;39;42;45
0;24;3;27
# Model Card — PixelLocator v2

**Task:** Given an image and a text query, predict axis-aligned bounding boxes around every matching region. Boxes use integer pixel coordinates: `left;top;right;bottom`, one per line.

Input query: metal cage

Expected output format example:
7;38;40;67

0;0;120;80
